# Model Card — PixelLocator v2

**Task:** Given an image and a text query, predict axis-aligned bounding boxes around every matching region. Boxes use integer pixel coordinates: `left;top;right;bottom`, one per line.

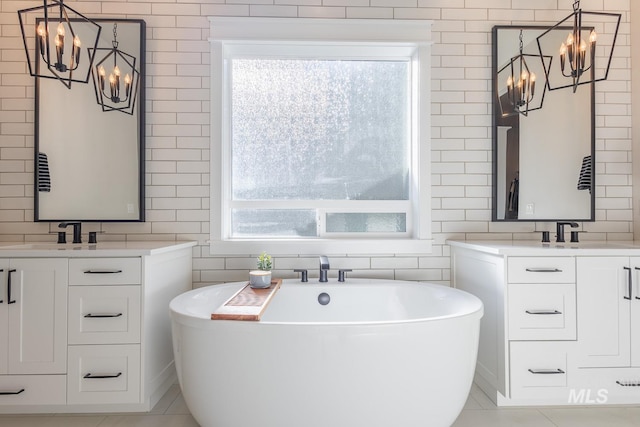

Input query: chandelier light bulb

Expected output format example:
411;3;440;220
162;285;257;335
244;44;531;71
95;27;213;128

560;42;567;56
72;35;81;67
109;72;117;98
124;73;132;97
98;65;106;90
37;22;46;38
108;69;120;100
37;22;46;55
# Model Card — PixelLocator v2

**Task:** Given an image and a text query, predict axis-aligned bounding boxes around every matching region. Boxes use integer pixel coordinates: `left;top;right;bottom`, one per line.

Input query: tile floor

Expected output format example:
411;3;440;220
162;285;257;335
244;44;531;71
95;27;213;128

453;385;640;427
1;383;639;427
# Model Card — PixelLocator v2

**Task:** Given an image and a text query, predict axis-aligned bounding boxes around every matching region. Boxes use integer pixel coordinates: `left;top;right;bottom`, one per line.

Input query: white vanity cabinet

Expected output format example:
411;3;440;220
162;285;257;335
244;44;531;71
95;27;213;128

66;257;143;406
0;258;68;406
504;256;577;401
0;241;195;414
449;241;640;407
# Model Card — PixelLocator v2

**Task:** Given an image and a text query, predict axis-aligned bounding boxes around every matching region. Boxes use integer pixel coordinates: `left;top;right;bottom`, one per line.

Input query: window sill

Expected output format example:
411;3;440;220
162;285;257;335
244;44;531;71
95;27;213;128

209;239;433;256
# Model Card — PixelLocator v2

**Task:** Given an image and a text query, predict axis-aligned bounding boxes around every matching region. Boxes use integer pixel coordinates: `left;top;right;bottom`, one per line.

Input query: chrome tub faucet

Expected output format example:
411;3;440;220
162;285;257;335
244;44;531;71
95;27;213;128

319;255;330;282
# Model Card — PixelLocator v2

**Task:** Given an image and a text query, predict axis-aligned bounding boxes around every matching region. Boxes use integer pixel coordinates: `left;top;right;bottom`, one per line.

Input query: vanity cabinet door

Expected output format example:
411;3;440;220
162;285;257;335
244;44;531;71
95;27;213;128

0;260;8;374
576;257;630;368
630;257;640;366
6;259;68;375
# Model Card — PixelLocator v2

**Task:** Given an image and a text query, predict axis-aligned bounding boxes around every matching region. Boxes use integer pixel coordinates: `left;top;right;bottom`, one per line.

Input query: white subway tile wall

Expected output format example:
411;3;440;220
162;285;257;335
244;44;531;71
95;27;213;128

0;0;632;287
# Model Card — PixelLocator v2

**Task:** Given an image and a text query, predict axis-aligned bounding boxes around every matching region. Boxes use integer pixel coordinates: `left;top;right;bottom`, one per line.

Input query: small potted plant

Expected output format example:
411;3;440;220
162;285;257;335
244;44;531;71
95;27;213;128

249;252;272;288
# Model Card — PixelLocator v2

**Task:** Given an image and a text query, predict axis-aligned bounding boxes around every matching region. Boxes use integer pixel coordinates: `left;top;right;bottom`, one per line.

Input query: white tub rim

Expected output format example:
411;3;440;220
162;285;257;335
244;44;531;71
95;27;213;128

170;278;483;327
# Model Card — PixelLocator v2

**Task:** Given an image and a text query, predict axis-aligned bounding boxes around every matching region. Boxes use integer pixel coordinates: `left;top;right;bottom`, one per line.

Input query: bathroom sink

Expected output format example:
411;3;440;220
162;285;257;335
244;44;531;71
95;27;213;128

0;241;196;257
1;243;96;251
542;242;636;250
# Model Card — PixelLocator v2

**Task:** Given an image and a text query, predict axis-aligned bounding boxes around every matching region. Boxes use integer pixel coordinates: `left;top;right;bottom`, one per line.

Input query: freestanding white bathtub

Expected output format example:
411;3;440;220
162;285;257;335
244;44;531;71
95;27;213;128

170;279;483;427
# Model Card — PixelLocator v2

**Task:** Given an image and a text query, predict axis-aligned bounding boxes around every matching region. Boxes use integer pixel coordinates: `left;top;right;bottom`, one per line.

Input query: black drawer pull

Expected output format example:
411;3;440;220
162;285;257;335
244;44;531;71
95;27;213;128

528;368;565;374
83;269;123;274
616;380;640;387
7;269;16;304
84;313;123;318
525;268;562;273
0;268;3;303
624;267;633;300
526;310;562;315
84;372;122;379
0;388;25;395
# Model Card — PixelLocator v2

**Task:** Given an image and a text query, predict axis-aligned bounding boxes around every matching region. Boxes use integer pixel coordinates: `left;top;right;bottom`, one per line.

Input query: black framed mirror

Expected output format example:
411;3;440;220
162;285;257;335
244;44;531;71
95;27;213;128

35;18;145;222
492;25;595;222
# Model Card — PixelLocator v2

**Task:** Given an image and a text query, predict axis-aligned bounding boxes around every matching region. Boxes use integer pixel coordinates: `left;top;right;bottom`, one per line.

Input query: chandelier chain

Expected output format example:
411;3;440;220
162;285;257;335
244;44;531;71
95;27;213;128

112;23;119;49
519;30;523;54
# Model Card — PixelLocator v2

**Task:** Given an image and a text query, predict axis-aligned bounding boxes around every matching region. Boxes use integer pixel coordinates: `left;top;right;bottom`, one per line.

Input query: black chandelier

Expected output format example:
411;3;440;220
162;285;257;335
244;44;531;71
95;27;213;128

18;0;101;89
497;30;551;118
536;0;621;92
90;23;140;115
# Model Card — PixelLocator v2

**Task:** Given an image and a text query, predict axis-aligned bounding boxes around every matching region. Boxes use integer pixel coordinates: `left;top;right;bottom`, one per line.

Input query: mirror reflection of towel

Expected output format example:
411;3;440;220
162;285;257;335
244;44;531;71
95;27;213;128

38;152;51;192
508;176;519;213
577;155;591;193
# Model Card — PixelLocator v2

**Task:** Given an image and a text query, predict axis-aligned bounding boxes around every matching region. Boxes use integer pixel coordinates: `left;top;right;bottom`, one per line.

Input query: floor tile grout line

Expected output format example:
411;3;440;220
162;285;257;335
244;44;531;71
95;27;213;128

537;408;562;427
163;389;183;415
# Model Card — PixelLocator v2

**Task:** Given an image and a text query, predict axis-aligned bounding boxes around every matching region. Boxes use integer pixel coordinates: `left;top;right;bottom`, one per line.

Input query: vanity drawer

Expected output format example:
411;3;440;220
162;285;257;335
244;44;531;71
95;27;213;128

510;341;570;399
508;257;575;283
67;344;141;405
0;375;66;406
508;283;576;340
69;258;141;286
68;286;141;345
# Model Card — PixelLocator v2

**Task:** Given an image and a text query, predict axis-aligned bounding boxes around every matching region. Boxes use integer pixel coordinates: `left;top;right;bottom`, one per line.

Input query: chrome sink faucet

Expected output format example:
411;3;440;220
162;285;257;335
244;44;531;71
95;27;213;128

319;255;330;282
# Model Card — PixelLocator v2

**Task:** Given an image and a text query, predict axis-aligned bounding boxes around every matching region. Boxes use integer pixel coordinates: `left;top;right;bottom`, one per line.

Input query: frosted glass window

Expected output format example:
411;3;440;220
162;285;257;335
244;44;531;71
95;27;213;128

210;18;432;253
231;59;410;202
232;209;317;237
326;213;407;233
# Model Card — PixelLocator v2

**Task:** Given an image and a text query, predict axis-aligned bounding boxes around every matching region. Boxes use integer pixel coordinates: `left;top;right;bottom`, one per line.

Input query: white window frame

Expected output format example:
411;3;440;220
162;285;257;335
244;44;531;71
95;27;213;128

209;17;432;255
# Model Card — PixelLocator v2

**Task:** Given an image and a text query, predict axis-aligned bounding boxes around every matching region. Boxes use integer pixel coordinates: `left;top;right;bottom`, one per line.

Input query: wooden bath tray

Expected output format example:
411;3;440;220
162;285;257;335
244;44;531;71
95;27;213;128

211;278;282;321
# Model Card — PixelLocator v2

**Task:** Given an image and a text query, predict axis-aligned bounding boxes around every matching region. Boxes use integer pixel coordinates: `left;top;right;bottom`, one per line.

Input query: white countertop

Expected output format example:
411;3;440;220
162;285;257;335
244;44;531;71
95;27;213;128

0;241;197;257
446;240;640;256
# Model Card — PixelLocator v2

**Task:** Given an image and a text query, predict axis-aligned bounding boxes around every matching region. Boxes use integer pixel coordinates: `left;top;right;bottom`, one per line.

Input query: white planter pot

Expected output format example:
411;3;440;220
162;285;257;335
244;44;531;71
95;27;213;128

249;270;272;288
